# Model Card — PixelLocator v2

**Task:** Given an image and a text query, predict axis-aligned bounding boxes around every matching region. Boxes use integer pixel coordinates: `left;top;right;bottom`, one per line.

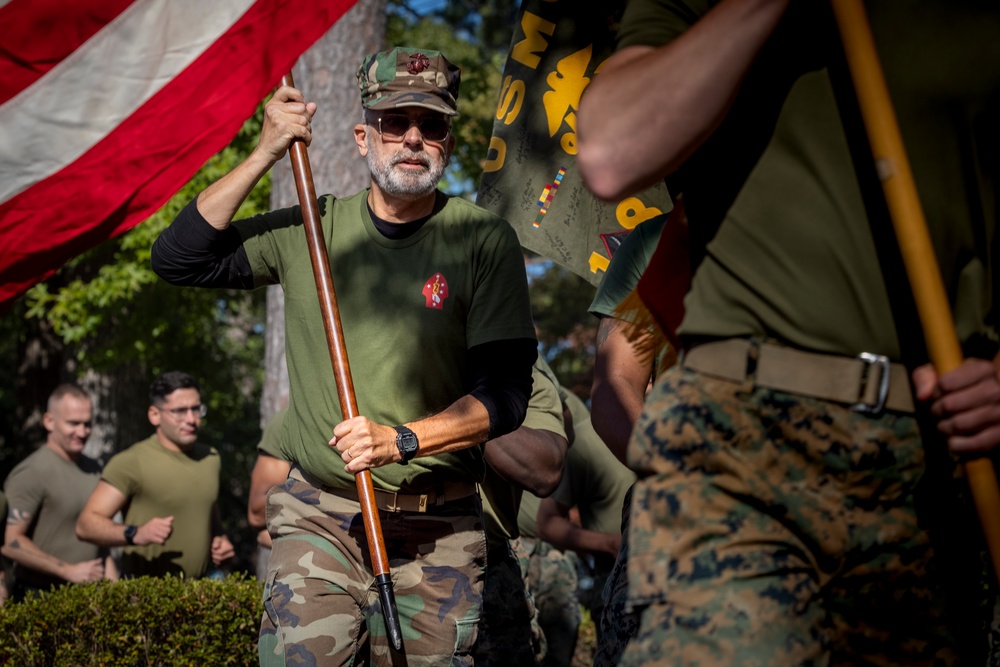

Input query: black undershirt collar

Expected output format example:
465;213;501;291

368;202;430;240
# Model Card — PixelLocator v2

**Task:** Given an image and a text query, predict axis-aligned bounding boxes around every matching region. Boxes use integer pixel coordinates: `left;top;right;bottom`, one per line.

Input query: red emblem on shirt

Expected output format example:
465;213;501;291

422;272;449;309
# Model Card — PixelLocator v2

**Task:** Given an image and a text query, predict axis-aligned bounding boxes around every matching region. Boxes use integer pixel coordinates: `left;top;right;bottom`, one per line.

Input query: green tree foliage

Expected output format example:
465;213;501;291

21;111;269;370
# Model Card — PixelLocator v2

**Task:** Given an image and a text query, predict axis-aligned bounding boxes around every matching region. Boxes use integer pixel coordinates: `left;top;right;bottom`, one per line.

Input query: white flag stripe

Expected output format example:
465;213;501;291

0;0;254;205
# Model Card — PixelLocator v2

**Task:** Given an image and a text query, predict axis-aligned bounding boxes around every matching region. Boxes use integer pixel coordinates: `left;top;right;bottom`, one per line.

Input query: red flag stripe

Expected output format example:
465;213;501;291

0;0;135;105
0;0;357;308
1;0;257;204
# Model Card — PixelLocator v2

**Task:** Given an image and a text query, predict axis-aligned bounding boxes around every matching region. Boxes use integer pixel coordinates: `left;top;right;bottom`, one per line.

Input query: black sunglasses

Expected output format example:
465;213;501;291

375;114;451;143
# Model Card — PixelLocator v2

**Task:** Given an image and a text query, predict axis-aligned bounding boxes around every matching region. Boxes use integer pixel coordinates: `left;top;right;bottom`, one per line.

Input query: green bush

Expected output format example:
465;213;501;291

0;574;262;666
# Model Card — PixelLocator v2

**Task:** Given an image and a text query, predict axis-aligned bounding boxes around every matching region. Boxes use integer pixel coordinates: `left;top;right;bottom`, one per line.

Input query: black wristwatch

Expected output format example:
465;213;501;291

123;524;138;545
393;425;419;465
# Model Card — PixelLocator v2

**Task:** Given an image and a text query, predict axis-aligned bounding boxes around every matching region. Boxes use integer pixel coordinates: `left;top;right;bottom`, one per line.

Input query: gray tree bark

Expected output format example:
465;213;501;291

261;0;386;428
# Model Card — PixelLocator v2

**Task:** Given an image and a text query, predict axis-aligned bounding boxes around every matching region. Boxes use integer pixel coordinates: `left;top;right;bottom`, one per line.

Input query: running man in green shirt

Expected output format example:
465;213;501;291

76;371;234;579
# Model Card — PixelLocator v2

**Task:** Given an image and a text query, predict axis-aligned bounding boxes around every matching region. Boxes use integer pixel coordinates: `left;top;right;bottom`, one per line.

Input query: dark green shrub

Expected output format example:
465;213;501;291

0;574;262;666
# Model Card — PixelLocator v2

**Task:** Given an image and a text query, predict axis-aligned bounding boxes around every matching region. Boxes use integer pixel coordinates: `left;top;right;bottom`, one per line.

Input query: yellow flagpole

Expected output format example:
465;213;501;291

829;0;1000;580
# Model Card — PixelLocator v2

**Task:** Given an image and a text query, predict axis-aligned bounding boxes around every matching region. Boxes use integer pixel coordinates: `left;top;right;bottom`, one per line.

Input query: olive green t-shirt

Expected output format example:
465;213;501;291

101;435;220;579
549;392;636;536
618;0;999;358
237;190;536;493
480;356;566;545
3;445;102;586
257;407;287;459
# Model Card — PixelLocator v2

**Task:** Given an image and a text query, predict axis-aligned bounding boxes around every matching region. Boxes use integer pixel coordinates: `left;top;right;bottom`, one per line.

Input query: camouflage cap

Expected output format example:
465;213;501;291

356;47;461;117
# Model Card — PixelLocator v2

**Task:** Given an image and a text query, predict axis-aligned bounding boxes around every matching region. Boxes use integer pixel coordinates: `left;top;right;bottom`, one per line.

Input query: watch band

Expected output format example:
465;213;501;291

123;524;138;545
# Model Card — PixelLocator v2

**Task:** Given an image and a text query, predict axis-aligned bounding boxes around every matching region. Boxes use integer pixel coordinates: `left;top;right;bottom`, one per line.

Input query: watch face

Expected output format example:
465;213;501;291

396;427;418;462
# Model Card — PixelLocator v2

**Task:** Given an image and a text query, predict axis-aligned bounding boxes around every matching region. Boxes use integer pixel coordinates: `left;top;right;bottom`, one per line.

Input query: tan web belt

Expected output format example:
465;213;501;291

682;339;915;414
290;465;477;513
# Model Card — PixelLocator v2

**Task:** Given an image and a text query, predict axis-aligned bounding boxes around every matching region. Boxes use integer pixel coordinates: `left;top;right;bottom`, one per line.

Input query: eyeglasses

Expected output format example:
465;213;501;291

159;404;208;419
375;114;451;143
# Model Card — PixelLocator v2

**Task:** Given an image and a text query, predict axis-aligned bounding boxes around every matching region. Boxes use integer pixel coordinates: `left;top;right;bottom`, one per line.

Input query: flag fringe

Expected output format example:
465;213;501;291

611;287;677;378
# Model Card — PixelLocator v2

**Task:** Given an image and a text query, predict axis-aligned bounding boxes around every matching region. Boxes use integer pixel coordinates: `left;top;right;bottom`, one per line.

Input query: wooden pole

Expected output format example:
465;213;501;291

280;72;403;650
829;0;1000;581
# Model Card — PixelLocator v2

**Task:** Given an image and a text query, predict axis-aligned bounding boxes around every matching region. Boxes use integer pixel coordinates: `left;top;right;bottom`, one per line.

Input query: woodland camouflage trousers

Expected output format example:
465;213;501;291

258;473;486;666
618;362;974;666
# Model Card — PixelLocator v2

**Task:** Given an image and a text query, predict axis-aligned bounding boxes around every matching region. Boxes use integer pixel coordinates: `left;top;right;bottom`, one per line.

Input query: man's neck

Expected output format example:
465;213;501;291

155;431;190;453
44;440;75;463
367;187;437;223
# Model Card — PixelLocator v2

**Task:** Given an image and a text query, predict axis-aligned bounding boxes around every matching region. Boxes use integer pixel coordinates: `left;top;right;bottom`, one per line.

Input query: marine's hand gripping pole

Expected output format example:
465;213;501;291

830;0;1000;582
280;73;403;651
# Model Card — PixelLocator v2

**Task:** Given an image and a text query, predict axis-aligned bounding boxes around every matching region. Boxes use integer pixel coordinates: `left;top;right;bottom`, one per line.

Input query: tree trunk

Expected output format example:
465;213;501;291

79;363;149;462
13;314;63;459
261;0;386;426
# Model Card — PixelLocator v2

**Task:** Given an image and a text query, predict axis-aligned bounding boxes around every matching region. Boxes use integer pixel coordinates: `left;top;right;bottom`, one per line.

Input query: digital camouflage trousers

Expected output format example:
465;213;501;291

259;474;486;666
619;363;976;666
513;536;580;667
474;542;539;666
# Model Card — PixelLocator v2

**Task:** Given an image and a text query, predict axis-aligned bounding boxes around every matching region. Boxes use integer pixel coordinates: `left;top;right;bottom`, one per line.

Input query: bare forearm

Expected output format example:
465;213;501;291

484;427;567;497
196;149;275;230
591;378;646;464
578;0;791;200
337;395;493;473
76;511;127;547
412;395;492;457
592;319;655;463
536;511;619;557
1;537;74;581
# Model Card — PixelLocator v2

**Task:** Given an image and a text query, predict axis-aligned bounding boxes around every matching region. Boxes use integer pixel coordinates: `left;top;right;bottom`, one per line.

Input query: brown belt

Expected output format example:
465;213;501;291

290;466;477;513
682;339;915;414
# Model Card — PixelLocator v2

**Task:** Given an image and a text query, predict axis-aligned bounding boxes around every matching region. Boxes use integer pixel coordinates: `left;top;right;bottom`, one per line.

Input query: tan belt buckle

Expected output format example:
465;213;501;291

418;494;428;512
383;491;401;513
853;351;890;414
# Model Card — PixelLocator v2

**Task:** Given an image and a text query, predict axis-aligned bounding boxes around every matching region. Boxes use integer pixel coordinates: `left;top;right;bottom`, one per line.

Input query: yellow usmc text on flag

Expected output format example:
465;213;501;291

477;0;672;286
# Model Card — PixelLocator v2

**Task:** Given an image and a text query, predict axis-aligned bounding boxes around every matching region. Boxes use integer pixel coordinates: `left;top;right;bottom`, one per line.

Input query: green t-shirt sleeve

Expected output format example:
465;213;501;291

257;408;288;460
100;449;142;498
520;358;566;438
465;220;536;347
3;460;44;518
616;0;709;51
235;203;311;288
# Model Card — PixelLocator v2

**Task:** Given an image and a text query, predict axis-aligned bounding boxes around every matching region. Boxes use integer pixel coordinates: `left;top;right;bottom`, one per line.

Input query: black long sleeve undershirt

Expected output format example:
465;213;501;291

151;198;253;288
151;199;535;440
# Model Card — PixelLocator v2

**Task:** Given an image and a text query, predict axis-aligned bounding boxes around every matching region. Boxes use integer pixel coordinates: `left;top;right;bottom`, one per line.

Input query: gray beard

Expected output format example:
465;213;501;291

366;136;446;199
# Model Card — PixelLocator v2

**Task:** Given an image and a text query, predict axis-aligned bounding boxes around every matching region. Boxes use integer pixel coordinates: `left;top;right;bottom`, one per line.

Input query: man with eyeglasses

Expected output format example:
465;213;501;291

151;47;535;665
76;371;235;579
3;384;116;600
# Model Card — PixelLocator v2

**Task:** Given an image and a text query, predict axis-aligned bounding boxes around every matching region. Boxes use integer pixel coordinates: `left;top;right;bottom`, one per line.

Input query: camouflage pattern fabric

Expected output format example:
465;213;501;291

594;485;639;667
259;475;486;666
475;542;538;666
513;537;581;667
356;47;460;116
620;360;964;666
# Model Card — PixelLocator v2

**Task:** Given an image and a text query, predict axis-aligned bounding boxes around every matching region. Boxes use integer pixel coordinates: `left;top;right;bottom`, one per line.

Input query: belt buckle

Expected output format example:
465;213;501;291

852;351;890;414
383;491;401;513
